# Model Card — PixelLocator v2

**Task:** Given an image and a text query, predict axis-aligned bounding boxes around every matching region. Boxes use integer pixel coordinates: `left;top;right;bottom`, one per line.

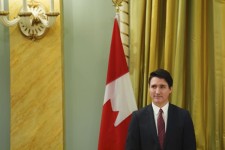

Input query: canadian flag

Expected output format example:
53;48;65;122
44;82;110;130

98;18;137;150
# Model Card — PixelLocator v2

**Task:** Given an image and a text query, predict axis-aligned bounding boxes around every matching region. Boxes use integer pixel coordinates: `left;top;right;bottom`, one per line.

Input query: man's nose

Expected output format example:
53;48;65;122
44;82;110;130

155;87;160;93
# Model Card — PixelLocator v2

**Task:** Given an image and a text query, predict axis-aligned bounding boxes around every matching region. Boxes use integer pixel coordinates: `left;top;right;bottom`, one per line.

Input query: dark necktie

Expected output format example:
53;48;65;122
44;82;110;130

157;109;165;150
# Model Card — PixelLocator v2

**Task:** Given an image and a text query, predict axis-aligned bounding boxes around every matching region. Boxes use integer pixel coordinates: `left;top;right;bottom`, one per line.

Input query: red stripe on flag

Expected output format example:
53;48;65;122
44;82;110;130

106;19;129;84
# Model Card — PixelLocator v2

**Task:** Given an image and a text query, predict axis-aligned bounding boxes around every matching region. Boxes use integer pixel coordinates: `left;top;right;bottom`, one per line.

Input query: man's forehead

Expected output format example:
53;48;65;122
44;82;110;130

150;77;168;85
150;82;168;86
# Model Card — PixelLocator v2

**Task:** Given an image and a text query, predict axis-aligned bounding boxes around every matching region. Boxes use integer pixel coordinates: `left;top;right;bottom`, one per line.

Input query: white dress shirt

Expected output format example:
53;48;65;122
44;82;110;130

152;102;169;134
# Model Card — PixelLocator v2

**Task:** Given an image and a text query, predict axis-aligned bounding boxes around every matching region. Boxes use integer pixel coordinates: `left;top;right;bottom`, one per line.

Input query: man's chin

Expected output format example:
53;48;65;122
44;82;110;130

153;100;165;105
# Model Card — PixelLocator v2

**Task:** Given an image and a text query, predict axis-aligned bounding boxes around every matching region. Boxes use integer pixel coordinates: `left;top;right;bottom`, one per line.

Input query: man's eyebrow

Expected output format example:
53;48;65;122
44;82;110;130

150;84;167;86
150;83;167;85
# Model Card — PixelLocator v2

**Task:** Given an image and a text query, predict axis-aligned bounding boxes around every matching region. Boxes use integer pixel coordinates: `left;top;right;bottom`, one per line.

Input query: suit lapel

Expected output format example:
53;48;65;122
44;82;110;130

163;103;174;149
147;105;158;144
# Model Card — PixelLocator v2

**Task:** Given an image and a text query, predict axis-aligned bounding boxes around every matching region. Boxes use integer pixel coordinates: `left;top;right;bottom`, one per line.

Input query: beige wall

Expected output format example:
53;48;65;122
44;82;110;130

9;0;63;149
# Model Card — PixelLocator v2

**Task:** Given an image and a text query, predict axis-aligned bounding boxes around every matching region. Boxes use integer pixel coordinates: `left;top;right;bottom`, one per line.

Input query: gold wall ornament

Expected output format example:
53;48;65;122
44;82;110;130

112;0;123;6
112;0;123;12
0;0;59;40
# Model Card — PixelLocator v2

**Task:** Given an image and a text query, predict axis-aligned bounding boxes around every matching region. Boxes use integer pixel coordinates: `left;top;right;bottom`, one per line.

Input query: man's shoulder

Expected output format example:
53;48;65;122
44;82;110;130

169;103;190;115
133;104;152;115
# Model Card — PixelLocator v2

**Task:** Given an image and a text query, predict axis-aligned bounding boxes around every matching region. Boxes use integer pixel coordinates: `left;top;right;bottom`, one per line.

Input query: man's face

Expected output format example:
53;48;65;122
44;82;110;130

149;77;172;107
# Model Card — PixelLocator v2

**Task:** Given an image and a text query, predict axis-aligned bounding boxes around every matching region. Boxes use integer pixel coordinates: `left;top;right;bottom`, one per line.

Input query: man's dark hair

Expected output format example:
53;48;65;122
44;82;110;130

149;68;173;88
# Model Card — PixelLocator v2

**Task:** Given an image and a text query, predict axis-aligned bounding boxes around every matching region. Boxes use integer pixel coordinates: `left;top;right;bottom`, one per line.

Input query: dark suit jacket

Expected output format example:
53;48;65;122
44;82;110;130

126;103;196;150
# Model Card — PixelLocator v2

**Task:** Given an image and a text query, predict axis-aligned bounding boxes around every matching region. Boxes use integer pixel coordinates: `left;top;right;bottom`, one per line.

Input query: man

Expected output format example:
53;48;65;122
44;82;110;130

126;69;196;150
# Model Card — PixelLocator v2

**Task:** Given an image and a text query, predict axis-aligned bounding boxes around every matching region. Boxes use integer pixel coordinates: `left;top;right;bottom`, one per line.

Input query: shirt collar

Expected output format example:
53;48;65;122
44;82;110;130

152;102;169;115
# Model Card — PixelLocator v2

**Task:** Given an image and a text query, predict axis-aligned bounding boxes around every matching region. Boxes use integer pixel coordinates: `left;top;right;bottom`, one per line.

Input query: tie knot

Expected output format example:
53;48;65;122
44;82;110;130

159;109;163;114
